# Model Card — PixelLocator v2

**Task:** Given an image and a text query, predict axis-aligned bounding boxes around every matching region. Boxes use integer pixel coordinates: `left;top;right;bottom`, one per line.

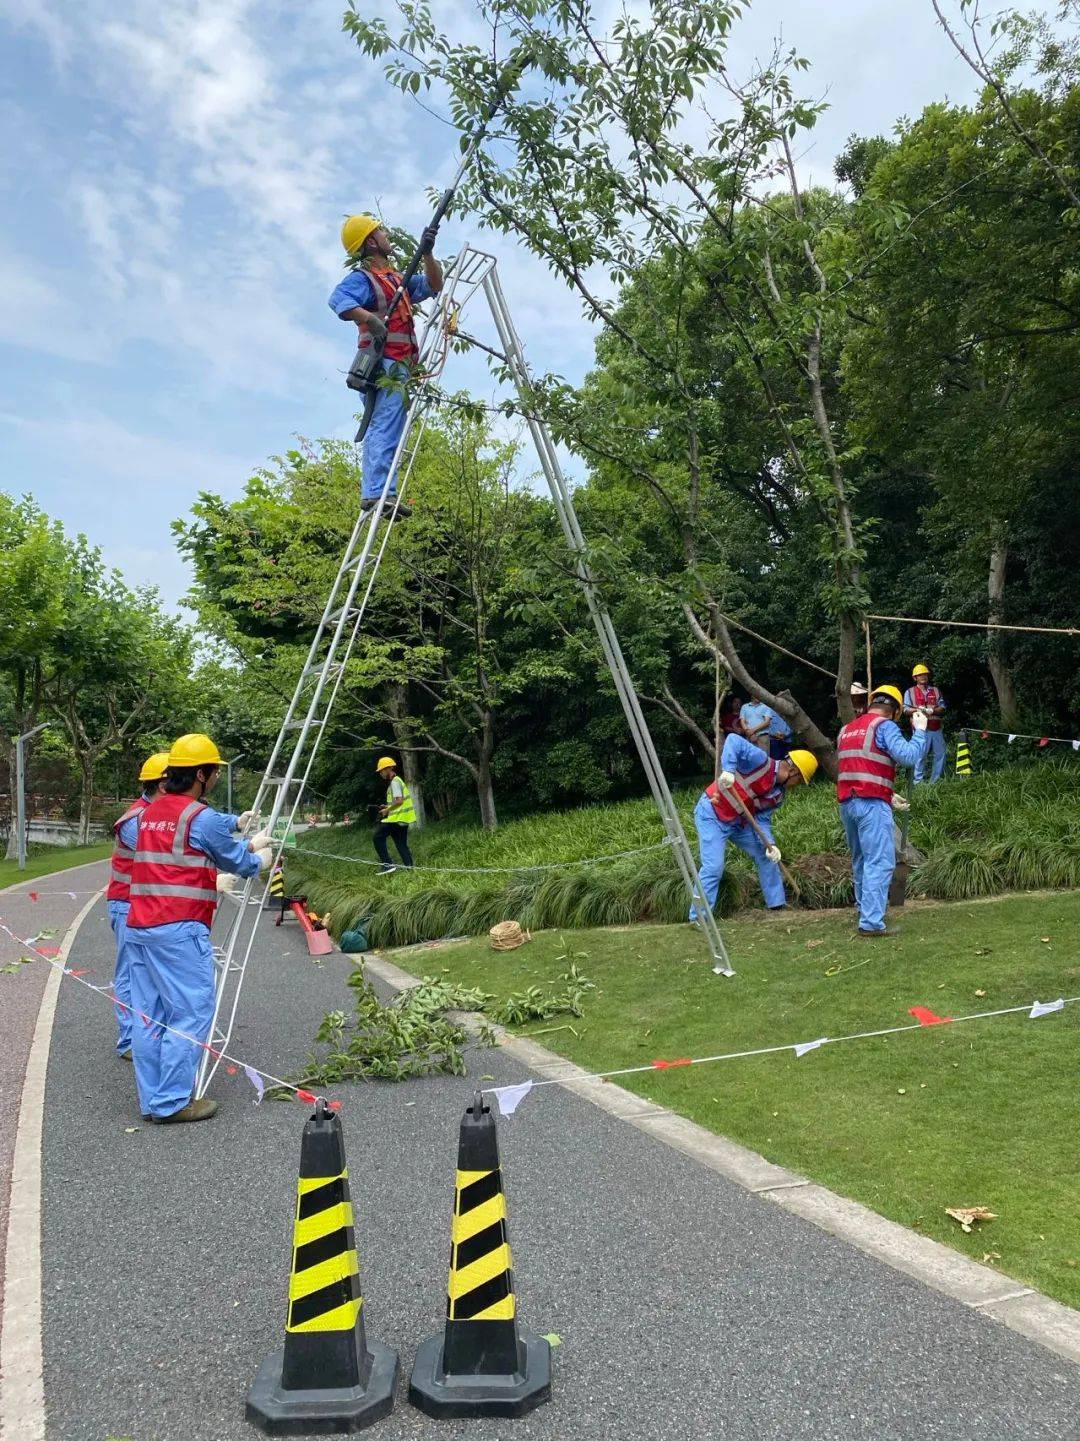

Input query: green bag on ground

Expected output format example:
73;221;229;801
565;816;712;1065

340;926;369;954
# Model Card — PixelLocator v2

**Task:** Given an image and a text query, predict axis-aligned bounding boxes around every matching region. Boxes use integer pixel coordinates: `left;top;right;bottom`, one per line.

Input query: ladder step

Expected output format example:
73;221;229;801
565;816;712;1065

301;659;342;678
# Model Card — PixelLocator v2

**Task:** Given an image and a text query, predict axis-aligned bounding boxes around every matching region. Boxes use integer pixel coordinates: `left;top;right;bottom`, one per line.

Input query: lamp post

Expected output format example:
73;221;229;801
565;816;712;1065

16;722;51;870
225;753;245;817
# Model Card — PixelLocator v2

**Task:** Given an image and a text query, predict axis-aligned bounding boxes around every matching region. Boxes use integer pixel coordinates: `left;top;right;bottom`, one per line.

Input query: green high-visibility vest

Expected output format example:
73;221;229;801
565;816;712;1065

386;777;417;825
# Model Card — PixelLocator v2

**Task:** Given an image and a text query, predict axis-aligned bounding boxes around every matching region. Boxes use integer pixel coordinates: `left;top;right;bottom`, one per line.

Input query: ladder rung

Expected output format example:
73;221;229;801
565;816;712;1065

301;659;342;678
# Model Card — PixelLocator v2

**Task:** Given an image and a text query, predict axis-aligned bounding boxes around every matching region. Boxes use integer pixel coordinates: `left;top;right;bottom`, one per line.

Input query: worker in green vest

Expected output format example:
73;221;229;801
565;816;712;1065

373;756;416;874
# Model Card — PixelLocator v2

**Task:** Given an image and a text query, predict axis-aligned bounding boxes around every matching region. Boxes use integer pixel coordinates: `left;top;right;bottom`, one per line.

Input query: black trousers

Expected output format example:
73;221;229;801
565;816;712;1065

372;821;413;868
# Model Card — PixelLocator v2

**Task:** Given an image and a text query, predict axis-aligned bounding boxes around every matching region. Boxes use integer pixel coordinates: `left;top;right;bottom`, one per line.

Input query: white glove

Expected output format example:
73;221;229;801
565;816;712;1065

237;809;259;831
248;831;274;851
718;770;736;788
911;711;928;732
253;846;274;870
765;844;782;863
216;872;238;895
891;794;910;812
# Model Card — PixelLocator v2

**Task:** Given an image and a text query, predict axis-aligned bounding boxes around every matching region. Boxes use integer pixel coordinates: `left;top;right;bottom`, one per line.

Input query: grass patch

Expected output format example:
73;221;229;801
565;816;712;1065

284;763;1080;947
386;891;1080;1310
0;841;112;891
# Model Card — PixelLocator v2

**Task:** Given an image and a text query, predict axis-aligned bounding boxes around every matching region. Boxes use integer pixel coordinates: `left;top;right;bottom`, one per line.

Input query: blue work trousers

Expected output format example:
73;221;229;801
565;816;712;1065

107;899;134;1054
362;359;410;503
914;729;946;783
690;794;785;919
840;796;895;932
126;921;216;1118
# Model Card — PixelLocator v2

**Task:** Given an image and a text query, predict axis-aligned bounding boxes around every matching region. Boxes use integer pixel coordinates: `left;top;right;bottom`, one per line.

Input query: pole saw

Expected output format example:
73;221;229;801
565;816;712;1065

346;65;524;442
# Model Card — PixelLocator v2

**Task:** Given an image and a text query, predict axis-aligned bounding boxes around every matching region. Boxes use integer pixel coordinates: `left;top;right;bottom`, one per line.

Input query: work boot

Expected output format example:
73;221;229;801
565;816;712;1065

856;927;894;939
387;500;413;520
152;1097;218;1124
376;863;397;876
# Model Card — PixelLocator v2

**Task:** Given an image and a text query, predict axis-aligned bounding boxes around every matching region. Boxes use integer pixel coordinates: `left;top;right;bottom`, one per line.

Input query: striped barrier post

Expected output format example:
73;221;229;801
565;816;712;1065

247;1099;398;1434
409;1092;551;1419
955;729;972;777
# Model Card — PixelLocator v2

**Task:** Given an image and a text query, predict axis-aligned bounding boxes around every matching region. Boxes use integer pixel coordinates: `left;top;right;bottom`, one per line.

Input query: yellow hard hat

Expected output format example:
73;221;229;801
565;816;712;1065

341;214;381;256
139;751;171;782
871;685;904;710
375;755;397;773
786;749;818;785
167;733;224;768
912;663;930;677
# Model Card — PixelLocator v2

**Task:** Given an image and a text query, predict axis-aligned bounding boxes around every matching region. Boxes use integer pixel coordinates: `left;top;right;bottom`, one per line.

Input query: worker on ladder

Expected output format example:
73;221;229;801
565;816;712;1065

837;686;929;936
329;215;443;518
124;735;273;1124
106;751;169;1061
690;734;818;918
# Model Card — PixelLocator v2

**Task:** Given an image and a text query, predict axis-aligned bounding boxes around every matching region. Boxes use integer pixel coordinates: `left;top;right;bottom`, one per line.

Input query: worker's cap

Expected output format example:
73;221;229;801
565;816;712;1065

911;663;930;677
870;685;904;710
375;755;397;773
849;681;868;696
138;751;171;782
167;733;224;768
786;749;818;785
341;214;382;255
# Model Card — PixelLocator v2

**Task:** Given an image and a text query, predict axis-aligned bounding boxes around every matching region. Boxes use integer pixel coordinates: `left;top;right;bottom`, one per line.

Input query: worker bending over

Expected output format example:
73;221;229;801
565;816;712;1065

690;734;817;918
837;686;929;936
125;734;272;1124
903;663;948;784
106;752;169;1059
373;756;416;875
329;215;443;517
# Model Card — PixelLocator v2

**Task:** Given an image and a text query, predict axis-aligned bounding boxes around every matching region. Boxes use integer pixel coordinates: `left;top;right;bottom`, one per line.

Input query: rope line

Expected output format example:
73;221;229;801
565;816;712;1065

500;994;1080;1092
867;614;1078;637
971;727;1080;748
285;836;674;877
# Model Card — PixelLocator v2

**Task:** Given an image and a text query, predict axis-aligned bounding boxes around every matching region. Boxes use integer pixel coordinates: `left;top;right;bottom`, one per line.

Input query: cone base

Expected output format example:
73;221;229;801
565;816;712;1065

246;1338;399;1435
408;1327;552;1419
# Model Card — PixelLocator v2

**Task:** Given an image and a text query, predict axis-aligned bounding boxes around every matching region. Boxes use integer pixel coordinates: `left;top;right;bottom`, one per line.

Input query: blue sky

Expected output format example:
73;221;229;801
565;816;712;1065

1;0;977;609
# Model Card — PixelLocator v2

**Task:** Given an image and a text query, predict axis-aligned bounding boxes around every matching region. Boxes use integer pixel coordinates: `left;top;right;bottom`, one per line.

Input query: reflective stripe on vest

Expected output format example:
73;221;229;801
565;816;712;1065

388;778;417;825
704;754;778;823
106;797;151;903
358;268;418;364
836;713;895;803
912;684;943;731
127;796;217;929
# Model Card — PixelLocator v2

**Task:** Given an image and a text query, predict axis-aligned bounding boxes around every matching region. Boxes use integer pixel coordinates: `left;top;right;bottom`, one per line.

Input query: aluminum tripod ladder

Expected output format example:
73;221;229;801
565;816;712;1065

197;244;731;1096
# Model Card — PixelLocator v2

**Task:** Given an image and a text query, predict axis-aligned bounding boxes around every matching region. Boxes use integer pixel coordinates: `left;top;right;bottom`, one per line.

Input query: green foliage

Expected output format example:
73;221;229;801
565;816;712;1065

488;958;595;1025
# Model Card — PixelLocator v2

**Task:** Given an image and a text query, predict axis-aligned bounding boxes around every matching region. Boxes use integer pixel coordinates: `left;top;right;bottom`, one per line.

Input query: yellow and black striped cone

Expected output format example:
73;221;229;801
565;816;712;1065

246;1099;398;1434
265;865;286;913
408;1092;551;1419
956;730;973;777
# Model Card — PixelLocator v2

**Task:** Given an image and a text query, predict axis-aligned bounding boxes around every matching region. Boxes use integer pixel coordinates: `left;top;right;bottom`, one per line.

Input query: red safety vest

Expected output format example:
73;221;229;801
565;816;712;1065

836;713;896;803
127;794;217;930
106;796;150;903
705;754;779;823
356;268;418;364
911;684;944;731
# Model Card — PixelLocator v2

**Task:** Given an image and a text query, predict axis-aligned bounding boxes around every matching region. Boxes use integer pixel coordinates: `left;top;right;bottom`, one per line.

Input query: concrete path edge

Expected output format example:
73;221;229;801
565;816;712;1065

365;949;1080;1369
0;887;104;1441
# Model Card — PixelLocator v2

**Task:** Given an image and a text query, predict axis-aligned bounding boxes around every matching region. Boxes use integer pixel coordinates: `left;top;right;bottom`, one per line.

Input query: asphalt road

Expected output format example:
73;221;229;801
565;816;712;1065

40;899;1080;1441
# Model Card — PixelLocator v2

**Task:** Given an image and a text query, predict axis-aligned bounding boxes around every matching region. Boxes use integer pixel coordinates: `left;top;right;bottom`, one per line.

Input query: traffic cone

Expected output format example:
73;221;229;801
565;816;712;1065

246;1099;398;1434
408;1092;552;1419
955;729;973;777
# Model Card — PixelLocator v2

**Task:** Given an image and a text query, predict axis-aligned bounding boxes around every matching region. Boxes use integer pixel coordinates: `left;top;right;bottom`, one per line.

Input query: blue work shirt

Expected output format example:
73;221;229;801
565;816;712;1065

718;733;787;814
328;268;433;319
187;807;260;877
867;719;930;773
739;701;792;741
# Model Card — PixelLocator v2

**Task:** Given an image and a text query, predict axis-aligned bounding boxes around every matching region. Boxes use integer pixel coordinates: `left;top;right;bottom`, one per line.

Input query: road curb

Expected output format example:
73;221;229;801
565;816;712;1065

0;887;104;1441
365;948;1080;1370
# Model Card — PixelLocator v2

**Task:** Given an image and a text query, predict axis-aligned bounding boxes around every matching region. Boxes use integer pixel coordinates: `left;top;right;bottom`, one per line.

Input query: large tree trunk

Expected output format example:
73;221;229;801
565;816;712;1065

475;713;497;832
77;755;95;845
987;544;1020;730
386;682;426;828
4;744;18;861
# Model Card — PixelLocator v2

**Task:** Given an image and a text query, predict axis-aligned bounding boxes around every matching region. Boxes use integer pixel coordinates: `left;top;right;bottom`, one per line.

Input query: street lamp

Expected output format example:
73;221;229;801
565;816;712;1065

15;722;52;870
225;753;245;817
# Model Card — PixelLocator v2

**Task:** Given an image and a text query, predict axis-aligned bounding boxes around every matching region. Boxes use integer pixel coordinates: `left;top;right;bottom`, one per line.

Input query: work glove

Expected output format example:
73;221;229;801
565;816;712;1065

253;846;274;871
237;809;259;831
216;872;238;896
911;711;928;732
765;844;782;864
365;313;388;344
891;794;910;812
419;223;439;255
248;831;274;852
718;769;736;788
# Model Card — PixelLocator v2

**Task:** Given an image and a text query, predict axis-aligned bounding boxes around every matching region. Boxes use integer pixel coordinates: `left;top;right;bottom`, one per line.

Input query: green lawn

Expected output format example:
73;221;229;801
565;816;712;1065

0;841;112;891
386;891;1080;1310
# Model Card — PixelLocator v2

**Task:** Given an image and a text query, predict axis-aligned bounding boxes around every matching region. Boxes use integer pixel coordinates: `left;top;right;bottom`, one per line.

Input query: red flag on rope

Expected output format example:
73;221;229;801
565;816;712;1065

909;1006;951;1026
652;1057;692;1069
